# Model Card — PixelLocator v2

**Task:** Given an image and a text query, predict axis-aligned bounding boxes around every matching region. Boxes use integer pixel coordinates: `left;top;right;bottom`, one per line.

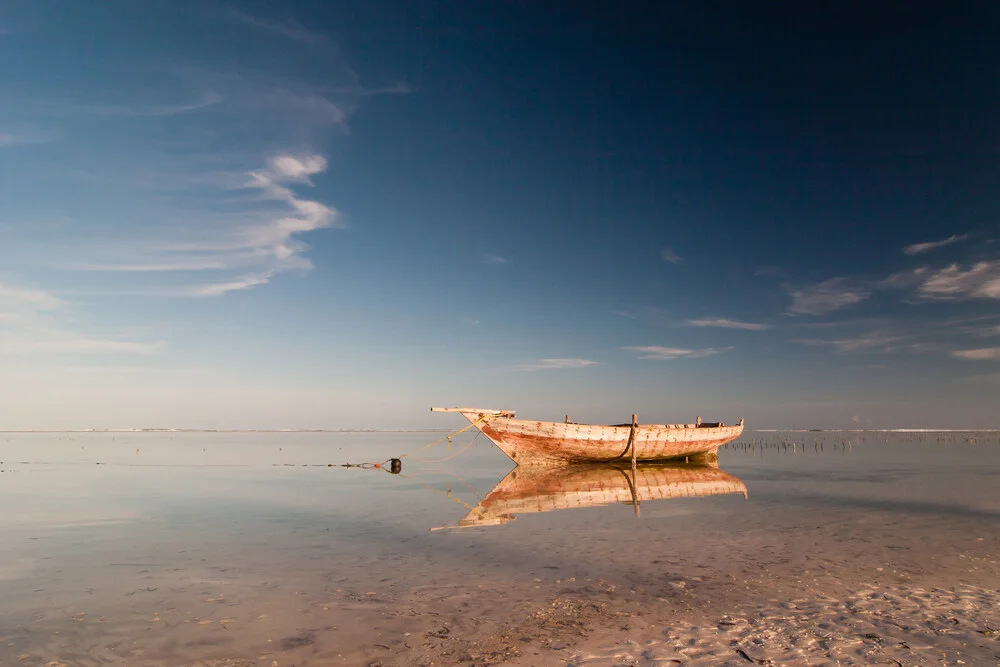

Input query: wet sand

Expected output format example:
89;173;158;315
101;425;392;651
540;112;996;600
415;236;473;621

1;432;998;666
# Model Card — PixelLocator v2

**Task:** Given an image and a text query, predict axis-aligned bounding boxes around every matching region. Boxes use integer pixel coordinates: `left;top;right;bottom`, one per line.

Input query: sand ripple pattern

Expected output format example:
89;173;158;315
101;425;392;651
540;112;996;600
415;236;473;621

567;584;1000;666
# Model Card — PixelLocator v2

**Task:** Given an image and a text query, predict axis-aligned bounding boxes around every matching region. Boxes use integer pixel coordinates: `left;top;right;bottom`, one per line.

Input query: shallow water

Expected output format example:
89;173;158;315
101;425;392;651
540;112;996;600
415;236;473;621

1;430;998;666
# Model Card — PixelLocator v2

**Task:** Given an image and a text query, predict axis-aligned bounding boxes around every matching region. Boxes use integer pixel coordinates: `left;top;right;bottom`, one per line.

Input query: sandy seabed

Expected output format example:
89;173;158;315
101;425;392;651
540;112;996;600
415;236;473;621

3;506;998;667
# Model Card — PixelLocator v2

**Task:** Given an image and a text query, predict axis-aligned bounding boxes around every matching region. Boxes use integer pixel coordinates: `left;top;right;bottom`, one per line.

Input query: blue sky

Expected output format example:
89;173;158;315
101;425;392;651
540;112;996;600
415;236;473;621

1;1;999;429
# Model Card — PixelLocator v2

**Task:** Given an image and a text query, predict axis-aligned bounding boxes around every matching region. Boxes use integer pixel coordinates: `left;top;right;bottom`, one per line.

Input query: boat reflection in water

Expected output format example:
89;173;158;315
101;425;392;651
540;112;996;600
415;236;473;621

434;462;747;530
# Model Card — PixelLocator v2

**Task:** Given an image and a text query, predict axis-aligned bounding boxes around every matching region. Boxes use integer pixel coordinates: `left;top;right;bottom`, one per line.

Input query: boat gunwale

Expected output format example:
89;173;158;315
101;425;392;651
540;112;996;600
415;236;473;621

431;407;745;466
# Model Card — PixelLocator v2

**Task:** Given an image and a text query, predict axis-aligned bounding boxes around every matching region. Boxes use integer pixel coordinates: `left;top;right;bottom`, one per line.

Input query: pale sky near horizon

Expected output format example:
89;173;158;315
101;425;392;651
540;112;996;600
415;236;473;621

2;2;999;430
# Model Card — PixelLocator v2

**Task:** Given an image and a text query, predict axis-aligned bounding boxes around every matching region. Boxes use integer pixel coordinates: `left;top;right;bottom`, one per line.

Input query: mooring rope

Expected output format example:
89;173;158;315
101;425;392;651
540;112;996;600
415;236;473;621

397;414;492;460
339;414;491;472
404;431;482;464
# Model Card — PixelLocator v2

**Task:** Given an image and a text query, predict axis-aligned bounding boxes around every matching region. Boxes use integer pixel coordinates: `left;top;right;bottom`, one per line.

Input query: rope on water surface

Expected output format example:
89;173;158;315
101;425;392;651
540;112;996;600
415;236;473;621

338;414;491;471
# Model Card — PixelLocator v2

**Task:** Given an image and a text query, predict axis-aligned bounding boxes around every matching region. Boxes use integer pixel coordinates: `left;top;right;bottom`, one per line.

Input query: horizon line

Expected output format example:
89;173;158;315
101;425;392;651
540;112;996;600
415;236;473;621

2;427;1000;434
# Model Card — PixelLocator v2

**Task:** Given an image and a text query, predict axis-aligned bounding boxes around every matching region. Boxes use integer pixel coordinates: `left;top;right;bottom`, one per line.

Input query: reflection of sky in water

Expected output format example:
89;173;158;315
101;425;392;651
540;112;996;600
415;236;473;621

719;435;1000;519
0;434;997;580
5;431;998;530
2;431;999;536
1;431;998;663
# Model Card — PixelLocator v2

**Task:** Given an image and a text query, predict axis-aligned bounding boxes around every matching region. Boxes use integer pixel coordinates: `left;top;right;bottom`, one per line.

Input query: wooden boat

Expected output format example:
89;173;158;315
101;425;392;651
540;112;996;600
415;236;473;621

430;407;744;466
434;462;747;529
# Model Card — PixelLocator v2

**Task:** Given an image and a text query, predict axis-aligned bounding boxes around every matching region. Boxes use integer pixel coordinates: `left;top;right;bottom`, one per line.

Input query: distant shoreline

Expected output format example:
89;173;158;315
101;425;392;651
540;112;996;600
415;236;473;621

752;428;1000;433
0;428;453;434
2;428;999;434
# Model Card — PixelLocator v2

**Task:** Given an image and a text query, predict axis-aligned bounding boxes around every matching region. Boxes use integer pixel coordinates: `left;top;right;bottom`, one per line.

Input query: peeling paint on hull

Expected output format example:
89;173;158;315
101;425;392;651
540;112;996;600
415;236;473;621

473;415;743;466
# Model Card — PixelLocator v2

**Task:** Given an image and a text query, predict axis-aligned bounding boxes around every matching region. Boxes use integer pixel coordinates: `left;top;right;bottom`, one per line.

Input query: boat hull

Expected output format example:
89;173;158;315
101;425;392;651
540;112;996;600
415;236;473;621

467;413;743;466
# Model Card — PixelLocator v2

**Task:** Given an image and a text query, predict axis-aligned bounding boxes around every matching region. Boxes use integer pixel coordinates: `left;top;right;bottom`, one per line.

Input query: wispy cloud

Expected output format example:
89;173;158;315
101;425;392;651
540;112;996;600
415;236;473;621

0;129;52;147
623;346;731;360
244;154;340;245
188;271;274;297
916;260;1000;301
81;91;224;117
788;278;870;315
876;266;928;291
482;254;510;265
2;336;166;355
227;8;330;45
947;319;1000;338
0;132;27;147
514;358;601;371
904;233;969;256
794;332;902;353
685;317;771;331
0;282;164;355
961;372;1000;384
249;85;349;125
0;283;64;311
952;347;1000;361
0;4;410;376
84;154;339;296
354;82;414;96
788;313;1000;361
83;258;237;272
661;247;682;264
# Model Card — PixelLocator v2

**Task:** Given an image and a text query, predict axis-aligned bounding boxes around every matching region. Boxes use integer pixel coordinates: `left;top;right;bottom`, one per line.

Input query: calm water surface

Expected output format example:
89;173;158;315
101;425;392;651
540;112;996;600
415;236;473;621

1;430;998;665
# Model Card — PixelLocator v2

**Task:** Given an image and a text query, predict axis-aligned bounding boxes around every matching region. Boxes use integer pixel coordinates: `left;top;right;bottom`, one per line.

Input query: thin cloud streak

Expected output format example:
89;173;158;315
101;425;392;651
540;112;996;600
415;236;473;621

961;372;1000;384
81;91;224;117
0;281;165;355
917;260;1000;301
904;233;969;256
227;8;330;45
661;247;682;264
353;82;414;96
189;272;274;297
685;317;770;331
0;129;53;147
514;358;601;371
794;332;902;353
623;346;731;360
952;347;1000;361
0;283;64;310
0;335;166;355
788;278;869;315
83;258;236;272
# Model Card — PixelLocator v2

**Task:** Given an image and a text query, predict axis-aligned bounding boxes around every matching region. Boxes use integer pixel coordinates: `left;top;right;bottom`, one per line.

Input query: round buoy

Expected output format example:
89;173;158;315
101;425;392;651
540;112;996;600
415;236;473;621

389;458;402;474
